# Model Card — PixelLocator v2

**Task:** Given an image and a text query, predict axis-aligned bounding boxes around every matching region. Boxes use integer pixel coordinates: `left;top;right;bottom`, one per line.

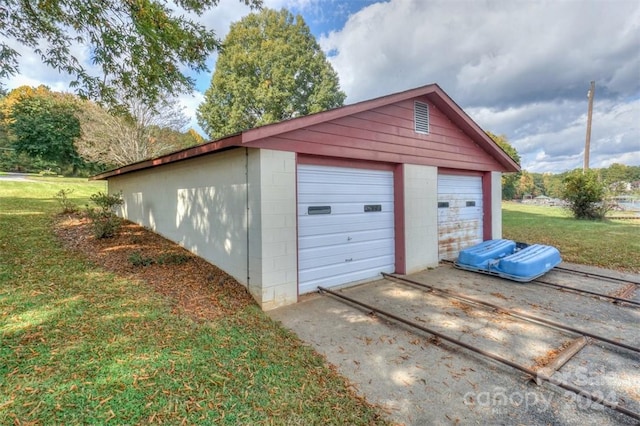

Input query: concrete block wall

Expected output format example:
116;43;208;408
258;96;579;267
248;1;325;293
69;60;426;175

491;171;503;239
255;150;297;310
403;164;439;273
109;149;250;287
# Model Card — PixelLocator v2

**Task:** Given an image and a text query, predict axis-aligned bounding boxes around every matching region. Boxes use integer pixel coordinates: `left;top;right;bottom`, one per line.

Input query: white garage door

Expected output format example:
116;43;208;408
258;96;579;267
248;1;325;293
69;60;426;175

438;174;483;260
297;165;395;294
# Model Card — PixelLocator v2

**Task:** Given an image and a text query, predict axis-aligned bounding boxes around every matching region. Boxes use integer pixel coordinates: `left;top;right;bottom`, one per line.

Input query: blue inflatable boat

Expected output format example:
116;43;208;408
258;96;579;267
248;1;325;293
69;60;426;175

454;239;562;282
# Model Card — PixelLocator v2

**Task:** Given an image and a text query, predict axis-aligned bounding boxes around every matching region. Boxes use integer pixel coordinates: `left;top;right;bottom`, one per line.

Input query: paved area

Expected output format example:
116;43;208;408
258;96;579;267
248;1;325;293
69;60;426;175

269;263;640;425
0;172;28;181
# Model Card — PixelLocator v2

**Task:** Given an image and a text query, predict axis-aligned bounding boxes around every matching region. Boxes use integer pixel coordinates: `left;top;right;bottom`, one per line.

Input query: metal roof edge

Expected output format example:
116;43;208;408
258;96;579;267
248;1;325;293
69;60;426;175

90;134;242;180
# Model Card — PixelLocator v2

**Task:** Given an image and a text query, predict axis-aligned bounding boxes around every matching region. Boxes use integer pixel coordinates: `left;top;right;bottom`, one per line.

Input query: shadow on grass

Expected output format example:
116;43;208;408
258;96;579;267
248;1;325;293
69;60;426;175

0;193;387;425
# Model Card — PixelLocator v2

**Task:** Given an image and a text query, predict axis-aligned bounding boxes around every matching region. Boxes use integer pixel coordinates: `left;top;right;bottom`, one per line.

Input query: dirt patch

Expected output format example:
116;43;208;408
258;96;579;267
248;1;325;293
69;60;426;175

55;214;255;321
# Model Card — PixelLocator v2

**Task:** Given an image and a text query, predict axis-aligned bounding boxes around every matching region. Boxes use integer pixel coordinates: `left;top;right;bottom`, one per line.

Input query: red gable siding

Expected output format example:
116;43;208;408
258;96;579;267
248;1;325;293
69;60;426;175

245;97;504;171
92;84;519;180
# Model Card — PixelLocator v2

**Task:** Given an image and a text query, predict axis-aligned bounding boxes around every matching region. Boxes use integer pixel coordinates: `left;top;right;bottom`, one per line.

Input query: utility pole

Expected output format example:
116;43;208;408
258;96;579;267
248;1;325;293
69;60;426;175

584;80;595;172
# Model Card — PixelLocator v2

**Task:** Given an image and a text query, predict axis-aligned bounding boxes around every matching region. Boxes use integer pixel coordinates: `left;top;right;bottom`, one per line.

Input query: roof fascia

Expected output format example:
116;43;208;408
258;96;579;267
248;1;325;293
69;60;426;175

425;88;520;172
91;135;242;180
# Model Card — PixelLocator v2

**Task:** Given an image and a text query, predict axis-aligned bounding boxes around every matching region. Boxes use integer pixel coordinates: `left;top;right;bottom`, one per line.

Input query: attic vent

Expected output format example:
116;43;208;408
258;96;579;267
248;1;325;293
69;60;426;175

414;101;430;134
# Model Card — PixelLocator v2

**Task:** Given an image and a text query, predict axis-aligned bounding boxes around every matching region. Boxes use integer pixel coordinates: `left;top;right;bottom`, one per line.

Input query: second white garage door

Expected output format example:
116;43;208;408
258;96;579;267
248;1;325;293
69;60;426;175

437;174;484;260
297;165;395;294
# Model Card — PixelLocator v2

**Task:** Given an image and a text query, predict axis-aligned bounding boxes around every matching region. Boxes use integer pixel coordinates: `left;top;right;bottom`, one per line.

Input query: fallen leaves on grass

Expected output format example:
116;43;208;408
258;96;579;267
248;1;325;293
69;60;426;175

54;214;255;321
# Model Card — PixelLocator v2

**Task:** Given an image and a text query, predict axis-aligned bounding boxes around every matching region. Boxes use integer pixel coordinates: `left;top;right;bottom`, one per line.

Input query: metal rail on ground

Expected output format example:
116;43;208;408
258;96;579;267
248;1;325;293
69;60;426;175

440;259;640;307
317;286;640;421
382;272;640;354
533;278;640;307
553;265;640;286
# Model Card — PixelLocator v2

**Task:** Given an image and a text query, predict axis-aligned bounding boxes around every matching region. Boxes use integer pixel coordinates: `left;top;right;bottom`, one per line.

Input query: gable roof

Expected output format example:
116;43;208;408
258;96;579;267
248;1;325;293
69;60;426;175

92;83;519;180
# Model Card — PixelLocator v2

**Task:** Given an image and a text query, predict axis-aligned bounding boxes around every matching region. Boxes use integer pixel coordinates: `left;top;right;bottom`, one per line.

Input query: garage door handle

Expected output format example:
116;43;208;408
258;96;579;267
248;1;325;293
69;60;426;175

345;258;353;262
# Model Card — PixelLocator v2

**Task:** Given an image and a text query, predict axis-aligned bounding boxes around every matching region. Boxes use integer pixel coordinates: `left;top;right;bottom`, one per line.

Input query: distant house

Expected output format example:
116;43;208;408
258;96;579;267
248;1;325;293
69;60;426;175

92;84;519;310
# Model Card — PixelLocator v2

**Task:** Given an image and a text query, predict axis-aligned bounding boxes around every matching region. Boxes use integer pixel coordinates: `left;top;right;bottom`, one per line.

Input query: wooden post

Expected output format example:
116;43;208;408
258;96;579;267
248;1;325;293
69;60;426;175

584;81;595;172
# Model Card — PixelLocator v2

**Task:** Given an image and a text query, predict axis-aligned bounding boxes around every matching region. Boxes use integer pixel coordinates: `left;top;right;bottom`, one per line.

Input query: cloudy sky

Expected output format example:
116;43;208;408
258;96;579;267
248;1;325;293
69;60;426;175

4;0;639;173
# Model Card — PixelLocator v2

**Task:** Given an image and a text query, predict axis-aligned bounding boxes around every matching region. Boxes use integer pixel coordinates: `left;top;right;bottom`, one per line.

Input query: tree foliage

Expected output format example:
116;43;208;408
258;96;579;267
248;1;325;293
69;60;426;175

0;87;9;146
523;165;640;199
561;169;609;220
197;8;346;139
486;131;522;200
0;0;260;105
5;85;82;171
75;94;192;167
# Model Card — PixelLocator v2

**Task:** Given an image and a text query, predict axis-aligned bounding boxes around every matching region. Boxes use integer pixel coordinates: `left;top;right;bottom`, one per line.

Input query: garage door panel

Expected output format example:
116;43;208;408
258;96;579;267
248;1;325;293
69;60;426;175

299;195;393;205
299;217;393;235
438;220;481;237
299;169;392;183
300;257;395;285
438;174;483;260
299;241;394;269
298;165;395;294
299;255;395;293
298;228;395;249
299;178;393;190
298;202;393;216
298;213;394;236
438;209;483;222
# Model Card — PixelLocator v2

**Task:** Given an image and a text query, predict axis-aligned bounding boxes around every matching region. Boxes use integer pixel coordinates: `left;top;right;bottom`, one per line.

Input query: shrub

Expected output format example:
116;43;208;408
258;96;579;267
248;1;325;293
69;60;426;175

128;251;155;267
156;252;191;265
86;191;123;238
54;188;78;214
561;169;610;220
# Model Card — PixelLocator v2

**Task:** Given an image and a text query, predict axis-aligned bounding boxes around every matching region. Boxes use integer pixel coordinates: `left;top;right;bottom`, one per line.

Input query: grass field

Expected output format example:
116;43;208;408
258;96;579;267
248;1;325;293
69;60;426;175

2;179;638;424
0;178;386;424
502;202;639;272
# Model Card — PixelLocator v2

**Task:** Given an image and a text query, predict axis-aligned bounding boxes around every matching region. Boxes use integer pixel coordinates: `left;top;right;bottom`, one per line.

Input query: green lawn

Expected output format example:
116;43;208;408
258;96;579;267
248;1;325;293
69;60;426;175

0;178;386;424
502;202;640;273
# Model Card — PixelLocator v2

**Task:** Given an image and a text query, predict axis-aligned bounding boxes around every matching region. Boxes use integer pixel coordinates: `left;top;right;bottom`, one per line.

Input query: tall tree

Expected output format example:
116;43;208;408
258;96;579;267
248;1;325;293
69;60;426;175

75;94;190;167
486;131;521;200
197;8;346;139
6;85;82;172
0;87;9;147
0;0;260;105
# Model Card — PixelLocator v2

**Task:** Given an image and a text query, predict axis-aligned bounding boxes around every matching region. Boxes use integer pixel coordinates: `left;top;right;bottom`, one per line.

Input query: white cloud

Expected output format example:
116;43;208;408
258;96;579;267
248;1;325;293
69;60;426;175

3;0;638;173
320;0;640;172
322;0;640;106
469;98;640;173
177;91;206;136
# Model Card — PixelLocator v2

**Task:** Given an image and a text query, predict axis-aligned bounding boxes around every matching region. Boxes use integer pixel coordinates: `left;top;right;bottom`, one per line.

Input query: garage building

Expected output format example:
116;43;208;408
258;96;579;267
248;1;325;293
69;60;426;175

93;84;520;310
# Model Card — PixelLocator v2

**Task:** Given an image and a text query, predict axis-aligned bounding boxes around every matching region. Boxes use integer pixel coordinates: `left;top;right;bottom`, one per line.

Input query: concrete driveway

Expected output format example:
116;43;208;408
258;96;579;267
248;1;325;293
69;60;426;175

268;263;640;425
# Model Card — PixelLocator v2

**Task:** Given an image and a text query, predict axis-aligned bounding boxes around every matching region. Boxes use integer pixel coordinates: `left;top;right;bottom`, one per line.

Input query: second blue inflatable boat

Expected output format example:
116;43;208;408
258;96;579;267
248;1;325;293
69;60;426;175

454;239;562;282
